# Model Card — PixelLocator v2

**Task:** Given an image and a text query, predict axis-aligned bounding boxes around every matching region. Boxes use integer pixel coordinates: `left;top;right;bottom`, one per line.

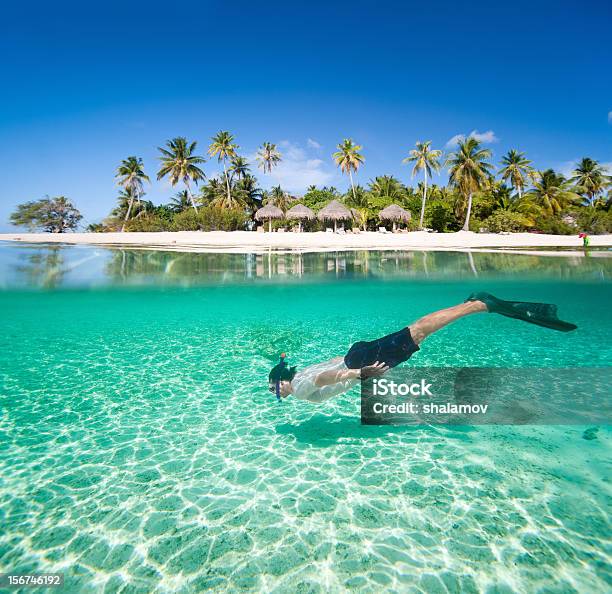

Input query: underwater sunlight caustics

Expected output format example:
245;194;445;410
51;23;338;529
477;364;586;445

0;243;610;593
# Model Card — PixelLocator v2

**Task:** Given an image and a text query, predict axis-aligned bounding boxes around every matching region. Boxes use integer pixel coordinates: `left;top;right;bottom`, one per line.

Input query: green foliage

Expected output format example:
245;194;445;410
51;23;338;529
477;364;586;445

157;137;205;205
170;209;202;231
574;209;612;234
367;195;395;210
446;138;494;230
532;215;575;235
528;170;580;215
481;211;530;233
10;196;82;232
424;201;453;232
256;142;282;174
368;175;406;202
171;207;249;231
570;157;611;206
403;194;423;217
470;192;498;221
125;214;172;232
116;156;150;198
343;185;369;209
301;187;339;211
167;190;192;213
333;139;364;175
154;205;176;222
35;148;610;236
262;186;291;212
499;149;535;197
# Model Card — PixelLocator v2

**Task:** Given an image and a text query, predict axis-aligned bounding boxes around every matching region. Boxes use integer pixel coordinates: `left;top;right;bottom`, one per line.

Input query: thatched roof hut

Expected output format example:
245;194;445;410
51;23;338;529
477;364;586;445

255;204;284;232
317;200;352;231
286;204;315;232
379;204;411;231
286;204;315;220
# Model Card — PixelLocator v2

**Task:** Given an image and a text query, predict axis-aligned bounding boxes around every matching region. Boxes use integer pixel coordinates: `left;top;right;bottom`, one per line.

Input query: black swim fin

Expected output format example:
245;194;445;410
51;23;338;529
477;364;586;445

465;292;578;332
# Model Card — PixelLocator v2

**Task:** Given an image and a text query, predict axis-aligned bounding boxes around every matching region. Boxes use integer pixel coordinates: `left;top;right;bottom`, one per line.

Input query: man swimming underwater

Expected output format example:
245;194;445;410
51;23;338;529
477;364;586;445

268;292;577;403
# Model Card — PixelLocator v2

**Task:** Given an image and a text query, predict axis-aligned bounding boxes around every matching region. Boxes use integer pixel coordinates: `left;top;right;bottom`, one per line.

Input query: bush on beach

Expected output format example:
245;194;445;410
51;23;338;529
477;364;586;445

171;207;250;231
482;211;530;233
125;214;172;232
574;209;612;234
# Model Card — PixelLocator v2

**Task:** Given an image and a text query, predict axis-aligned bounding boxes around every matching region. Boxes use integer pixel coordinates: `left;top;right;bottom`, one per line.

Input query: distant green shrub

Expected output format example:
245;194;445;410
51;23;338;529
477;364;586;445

125;214;171;232
482;211;529;233
425;202;453;232
171;209;202;230
575;210;612;234
171;207;249;231
532;215;574;235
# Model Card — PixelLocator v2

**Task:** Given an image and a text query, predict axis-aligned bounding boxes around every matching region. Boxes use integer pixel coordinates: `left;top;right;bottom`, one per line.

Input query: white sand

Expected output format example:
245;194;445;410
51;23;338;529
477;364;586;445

0;230;610;253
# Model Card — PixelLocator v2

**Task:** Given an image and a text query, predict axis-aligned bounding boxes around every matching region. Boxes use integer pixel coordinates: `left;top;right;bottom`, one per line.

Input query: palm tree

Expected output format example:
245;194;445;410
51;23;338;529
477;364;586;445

491;182;513;211
157;137;205;211
403;141;442;228
445;138;494;231
235;174;264;211
367;176;406;210
499;150;535;199
112;189;151;224
570;157;611;207
209;131;238;206
527;169;580;215
210;190;245;210
256;142;282;174
333;139;364;202
229;155;250;182
200;178;225;206
352;208;369;231
169;190;191;213
115;156;150;231
344;184;369;209
263;185;291;212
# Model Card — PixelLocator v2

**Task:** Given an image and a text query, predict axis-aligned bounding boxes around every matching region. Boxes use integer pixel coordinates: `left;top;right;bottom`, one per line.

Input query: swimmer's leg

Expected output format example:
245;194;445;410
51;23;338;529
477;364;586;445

409;300;487;345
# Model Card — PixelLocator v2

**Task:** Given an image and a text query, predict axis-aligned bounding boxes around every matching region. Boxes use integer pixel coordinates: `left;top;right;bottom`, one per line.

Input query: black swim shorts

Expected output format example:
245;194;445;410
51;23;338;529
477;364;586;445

344;327;420;370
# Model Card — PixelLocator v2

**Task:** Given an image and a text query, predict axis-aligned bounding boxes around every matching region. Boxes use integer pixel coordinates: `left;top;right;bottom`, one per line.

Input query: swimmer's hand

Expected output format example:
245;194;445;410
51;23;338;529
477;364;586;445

360;361;389;379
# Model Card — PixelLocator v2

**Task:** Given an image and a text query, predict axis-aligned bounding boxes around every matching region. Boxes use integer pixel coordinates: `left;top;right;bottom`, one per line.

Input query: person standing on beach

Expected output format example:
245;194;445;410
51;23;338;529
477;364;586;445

268;292;577;403
580;232;590;249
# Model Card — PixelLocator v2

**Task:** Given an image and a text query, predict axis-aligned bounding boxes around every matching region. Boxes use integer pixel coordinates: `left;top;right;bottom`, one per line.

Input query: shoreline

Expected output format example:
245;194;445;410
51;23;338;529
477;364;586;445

1;230;610;254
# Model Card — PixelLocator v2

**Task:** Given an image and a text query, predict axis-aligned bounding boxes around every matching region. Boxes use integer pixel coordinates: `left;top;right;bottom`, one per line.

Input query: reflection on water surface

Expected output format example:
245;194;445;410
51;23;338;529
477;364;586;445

0;243;609;288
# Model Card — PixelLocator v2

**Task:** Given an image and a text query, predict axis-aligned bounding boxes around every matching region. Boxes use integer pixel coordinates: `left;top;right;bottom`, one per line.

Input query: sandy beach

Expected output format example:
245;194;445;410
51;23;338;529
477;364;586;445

0;230;610;253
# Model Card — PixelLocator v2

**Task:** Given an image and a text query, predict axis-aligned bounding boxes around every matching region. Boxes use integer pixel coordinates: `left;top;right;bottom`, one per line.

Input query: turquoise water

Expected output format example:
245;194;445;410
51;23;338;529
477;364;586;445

0;244;611;593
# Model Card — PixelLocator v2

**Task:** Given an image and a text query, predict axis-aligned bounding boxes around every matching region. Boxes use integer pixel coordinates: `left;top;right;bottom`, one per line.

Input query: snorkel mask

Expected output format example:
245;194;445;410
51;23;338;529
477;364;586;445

268;353;296;403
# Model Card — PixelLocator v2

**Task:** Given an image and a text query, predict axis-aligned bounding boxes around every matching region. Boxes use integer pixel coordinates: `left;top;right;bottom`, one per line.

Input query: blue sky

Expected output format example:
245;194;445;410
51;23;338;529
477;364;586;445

0;0;610;230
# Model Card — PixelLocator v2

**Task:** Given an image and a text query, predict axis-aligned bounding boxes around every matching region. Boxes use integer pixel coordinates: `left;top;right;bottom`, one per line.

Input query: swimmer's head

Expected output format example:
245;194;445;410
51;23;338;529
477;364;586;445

268;353;296;400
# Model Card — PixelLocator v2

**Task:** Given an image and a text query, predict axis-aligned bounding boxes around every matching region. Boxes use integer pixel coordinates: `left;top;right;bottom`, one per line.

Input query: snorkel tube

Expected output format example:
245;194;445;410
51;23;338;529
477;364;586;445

275;353;287;402
269;353;296;403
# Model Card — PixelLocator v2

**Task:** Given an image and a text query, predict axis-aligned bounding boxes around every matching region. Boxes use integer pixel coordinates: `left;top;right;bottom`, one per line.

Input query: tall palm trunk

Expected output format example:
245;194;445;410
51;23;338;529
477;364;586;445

121;194;135;232
185;180;198;211
223;158;232;204
349;169;356;202
463;192;473;231
419;170;428;228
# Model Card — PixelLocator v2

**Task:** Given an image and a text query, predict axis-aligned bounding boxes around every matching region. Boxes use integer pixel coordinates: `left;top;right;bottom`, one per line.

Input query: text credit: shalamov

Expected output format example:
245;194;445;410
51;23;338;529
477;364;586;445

360;367;612;425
